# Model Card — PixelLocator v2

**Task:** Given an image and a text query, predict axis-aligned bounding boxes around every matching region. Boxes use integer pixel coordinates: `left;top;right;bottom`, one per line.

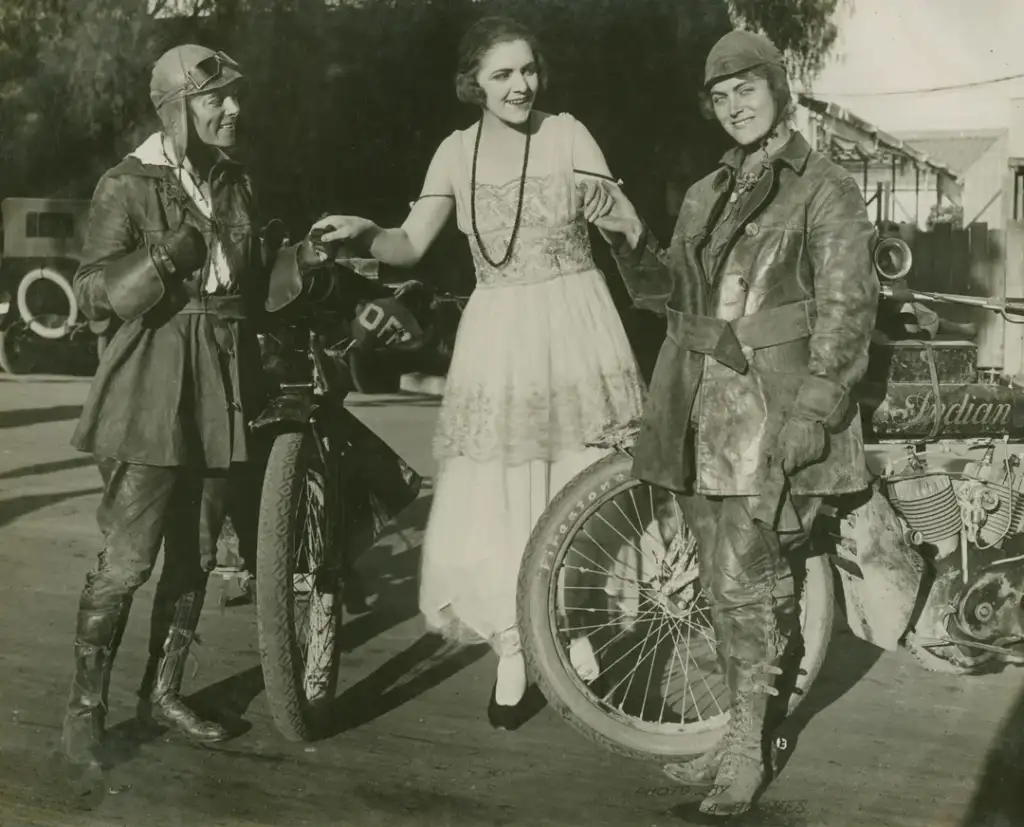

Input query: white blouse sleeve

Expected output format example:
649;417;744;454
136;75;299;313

562;113;617;183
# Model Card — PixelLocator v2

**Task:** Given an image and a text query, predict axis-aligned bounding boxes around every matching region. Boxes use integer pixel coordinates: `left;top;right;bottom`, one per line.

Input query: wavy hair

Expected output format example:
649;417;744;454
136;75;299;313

454;16;549;106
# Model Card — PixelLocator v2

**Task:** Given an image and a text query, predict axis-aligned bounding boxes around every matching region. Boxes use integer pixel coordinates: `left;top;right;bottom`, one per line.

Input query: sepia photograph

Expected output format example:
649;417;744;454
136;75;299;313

0;1;1021;825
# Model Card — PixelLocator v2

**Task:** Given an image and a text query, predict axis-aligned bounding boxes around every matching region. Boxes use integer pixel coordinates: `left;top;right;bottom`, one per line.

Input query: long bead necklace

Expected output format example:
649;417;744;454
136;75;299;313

470;114;532;268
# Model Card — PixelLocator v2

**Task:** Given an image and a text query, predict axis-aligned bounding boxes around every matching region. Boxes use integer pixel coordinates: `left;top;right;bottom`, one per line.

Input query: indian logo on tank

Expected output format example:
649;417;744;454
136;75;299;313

871;385;1016;437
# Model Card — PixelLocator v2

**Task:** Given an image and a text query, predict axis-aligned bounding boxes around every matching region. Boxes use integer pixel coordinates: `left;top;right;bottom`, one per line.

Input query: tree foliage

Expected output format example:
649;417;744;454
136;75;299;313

0;0;845;290
727;0;846;80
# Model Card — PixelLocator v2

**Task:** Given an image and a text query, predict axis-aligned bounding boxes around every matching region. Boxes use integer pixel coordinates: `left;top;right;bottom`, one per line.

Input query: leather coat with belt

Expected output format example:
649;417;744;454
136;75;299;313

612;133;879;521
69;146;270;469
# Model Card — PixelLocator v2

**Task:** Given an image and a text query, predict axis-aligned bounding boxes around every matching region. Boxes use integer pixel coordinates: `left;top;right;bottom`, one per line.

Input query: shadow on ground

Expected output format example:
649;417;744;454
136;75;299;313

0;487;102;529
959;678;1024;827
0;455;95;481
0;405;83;429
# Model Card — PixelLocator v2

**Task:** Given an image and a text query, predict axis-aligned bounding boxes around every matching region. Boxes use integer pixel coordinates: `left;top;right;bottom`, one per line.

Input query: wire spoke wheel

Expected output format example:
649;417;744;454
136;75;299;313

257;429;344;741
518;451;834;760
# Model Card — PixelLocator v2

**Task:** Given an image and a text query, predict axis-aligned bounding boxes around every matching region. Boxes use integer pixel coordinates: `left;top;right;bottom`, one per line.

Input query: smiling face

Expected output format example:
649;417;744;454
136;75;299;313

709;72;776;146
187;82;241;149
475;39;539;126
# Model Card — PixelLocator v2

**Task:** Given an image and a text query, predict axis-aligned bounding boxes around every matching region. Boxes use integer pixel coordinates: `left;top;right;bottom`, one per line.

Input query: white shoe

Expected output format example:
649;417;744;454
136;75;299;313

569;637;600;683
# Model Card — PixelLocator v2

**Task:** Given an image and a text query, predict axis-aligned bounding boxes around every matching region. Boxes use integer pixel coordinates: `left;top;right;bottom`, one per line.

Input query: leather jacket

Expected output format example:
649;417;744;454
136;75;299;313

612;133;879;514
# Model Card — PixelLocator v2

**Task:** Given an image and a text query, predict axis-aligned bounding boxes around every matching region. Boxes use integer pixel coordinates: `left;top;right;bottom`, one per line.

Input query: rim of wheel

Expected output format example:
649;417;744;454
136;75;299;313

0;289;12;326
290;438;339;704
547;479;728;736
17;267;78;340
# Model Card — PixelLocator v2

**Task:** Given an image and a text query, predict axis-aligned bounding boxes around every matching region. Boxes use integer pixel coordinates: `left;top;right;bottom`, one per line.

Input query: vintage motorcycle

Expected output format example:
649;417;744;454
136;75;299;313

516;235;1024;761
224;233;444;742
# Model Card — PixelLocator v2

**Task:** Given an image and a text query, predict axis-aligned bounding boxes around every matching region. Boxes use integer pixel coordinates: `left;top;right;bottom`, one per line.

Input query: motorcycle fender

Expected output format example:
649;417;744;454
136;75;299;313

249;393;318;431
831;486;926;651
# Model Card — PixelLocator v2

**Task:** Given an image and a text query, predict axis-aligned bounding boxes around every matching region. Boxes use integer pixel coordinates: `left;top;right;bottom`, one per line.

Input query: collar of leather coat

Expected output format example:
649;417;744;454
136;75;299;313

107;140;244;182
716;131;813;178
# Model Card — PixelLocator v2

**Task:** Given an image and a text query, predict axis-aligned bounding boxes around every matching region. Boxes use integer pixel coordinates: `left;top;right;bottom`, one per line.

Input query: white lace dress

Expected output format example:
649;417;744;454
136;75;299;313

418;112;645;655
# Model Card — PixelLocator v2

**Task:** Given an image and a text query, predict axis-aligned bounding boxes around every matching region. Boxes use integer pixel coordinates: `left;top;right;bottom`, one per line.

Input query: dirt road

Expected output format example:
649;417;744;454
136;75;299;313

0;374;1020;827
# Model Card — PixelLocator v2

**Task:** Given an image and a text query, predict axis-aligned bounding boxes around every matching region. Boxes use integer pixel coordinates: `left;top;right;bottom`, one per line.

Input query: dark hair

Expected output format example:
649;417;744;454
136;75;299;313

454;16;549;106
697;63;793;124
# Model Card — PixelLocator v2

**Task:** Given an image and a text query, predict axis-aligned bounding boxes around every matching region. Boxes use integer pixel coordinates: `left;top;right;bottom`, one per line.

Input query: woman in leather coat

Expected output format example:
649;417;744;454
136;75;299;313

60;45;270;771
595;30;879;816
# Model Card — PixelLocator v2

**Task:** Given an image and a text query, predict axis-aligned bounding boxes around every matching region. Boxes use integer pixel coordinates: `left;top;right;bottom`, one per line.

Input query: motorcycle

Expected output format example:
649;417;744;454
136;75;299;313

233;233;443;742
516;235;1024;761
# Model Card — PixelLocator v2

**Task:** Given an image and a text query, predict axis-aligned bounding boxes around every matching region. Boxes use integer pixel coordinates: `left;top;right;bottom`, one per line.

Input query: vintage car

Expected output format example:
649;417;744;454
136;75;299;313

0;196;110;374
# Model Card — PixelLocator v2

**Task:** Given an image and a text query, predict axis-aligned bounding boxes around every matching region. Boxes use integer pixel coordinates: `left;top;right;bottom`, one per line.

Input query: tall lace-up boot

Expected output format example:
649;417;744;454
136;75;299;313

137;589;228;742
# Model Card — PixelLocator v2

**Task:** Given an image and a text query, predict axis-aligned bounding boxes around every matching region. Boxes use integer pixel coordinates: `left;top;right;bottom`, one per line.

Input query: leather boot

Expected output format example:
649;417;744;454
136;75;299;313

662;593;730;787
699;593;785;817
663;738;726;787
665;729;785;789
61;601;131;768
138;590;228;743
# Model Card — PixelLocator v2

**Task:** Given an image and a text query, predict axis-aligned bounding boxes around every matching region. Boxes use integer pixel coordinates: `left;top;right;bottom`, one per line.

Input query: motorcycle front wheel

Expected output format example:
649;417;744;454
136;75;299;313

256;429;344;741
517;450;834;762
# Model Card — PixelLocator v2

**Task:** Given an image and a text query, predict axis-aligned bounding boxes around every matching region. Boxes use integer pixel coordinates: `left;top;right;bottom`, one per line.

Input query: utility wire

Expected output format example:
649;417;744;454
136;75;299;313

820;71;1024;97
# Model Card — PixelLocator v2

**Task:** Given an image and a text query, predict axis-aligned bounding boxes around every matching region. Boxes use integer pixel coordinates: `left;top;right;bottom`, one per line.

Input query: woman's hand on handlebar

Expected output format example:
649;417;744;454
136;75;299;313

390;279;429;299
310;215;378;245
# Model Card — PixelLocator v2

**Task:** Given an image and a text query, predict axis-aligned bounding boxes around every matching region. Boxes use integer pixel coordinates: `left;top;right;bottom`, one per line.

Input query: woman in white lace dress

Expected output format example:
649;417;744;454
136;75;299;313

314;16;644;727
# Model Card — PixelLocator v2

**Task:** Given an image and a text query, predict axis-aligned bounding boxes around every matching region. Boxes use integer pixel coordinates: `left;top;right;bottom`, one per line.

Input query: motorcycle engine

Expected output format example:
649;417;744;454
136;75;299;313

954;569;1024;646
886;450;1024;669
888;472;962;560
959;455;1024;548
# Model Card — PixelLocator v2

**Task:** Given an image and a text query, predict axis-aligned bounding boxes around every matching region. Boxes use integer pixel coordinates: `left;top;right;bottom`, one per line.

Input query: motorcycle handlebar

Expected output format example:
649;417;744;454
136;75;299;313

880;284;1024;317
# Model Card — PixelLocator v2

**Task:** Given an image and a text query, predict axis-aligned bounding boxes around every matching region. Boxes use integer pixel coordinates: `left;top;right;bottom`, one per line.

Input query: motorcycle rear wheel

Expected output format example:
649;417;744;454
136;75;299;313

518;450;834;762
256;430;344;741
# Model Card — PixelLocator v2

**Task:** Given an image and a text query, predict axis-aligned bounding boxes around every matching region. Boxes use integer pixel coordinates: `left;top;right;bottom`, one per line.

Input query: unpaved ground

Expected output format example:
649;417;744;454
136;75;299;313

0;373;1020;827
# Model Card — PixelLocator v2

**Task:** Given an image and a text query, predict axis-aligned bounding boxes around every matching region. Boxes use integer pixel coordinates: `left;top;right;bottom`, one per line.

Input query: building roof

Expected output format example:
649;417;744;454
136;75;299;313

798;94;962;189
890;129;1005;175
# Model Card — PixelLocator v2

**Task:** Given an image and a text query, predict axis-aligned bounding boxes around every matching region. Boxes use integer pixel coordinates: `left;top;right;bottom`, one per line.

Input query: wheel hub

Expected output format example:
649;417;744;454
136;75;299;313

955;569;1024;643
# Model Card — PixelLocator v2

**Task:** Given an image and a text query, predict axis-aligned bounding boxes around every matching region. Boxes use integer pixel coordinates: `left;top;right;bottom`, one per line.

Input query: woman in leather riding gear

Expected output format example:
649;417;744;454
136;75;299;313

596;30;878;816
60;45;273;770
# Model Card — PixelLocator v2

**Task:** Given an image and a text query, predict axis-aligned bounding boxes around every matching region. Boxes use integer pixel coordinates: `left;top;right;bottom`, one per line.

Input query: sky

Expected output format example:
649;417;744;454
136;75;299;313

807;0;1024;133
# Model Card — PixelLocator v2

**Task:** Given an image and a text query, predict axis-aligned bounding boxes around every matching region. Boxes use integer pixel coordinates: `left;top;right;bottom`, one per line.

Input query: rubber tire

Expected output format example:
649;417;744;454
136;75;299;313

16;266;78;340
0;329;13;375
518;451;835;762
255;431;342;742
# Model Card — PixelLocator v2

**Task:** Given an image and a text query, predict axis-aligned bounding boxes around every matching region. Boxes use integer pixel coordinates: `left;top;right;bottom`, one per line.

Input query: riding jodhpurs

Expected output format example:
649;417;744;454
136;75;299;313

62;458;239;765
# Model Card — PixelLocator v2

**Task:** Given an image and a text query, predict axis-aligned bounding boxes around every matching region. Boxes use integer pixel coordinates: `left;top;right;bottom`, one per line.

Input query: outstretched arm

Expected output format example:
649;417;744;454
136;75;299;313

568;115;672;315
315;137;456;268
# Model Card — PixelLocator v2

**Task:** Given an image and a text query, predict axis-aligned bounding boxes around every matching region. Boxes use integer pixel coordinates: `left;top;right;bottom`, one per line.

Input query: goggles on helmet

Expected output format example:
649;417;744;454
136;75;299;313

182;51;241;94
153;50;242;109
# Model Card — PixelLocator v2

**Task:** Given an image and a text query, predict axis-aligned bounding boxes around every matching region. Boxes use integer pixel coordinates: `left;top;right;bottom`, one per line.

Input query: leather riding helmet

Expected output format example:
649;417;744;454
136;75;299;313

704;30;785;89
150;45;244;161
703;30;791;147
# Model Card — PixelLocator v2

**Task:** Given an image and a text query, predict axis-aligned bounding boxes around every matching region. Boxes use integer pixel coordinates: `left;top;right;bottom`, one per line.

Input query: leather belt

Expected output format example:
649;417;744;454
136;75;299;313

176;294;248;320
666;299;816;373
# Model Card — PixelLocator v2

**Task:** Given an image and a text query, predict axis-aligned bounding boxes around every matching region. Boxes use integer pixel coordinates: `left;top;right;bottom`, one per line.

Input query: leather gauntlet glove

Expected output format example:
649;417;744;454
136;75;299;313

775;374;848;476
104;224;206;322
259;219;288;269
153;224;207;280
776;416;827;475
295;238;338;303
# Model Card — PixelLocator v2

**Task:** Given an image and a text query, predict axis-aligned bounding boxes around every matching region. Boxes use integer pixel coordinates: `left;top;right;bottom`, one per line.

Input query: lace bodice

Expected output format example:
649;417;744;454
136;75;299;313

443;114;597;288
